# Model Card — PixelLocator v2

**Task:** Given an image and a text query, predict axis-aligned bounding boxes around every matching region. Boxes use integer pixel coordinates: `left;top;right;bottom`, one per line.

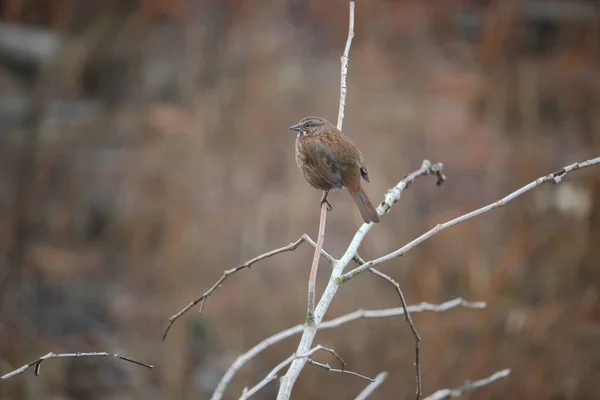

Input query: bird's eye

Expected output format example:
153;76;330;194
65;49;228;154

303;123;311;129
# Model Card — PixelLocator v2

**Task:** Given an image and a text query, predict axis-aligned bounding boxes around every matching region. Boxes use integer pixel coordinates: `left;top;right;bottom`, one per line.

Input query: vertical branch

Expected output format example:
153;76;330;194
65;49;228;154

306;0;355;323
278;2;356;399
369;268;422;399
307;200;328;322
337;1;355;131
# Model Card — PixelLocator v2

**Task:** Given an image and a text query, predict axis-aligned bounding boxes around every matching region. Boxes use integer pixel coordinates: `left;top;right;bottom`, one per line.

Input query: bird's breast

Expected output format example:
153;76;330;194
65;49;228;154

295;136;307;169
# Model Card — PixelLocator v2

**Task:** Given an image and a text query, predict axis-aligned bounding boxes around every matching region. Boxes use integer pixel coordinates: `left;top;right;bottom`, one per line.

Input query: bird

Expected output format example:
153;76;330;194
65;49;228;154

289;116;380;224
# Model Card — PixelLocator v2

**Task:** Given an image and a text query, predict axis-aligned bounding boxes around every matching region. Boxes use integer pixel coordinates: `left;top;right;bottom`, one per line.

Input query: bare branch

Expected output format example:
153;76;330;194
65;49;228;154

213;325;305;400
336;0;355;131
239;345;339;400
278;157;445;398
369;268;421;399
424;369;511;400
211;298;484;400
163;234;335;340
278;3;361;397
307;200;328;323
321;298;486;325
342;156;600;281
277;7;444;394
0;352;153;381
354;372;388;400
307;359;375;382
379;160;445;218
308;0;357;330
240;344;373;399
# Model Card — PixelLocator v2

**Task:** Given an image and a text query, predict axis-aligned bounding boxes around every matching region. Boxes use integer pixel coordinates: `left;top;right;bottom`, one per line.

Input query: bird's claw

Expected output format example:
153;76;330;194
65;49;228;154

320;192;333;211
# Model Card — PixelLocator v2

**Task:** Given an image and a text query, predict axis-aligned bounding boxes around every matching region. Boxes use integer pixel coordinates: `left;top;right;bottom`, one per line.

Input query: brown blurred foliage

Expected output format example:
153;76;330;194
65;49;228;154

0;0;599;399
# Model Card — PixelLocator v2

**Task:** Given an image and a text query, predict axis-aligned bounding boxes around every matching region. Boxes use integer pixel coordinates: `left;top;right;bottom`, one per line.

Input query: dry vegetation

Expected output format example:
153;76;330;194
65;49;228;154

1;0;600;399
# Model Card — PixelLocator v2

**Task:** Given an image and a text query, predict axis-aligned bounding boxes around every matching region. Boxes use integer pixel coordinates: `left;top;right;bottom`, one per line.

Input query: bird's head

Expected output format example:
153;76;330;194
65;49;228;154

289;116;331;136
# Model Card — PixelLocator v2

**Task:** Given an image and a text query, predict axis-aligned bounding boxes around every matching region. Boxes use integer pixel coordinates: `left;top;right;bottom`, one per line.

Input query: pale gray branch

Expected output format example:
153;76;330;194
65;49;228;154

424;369;511;400
307;359;374;382
163;234;334;340
336;0;355;131
307;201;328;324
276;159;445;399
211;298;484;400
342;156;600;280
354;372;388;400
0;352;152;381
277;2;357;397
239;345;337;400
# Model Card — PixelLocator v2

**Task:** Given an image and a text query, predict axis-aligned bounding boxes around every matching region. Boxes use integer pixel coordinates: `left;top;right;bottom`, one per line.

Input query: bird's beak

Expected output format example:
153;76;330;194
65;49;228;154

289;123;302;132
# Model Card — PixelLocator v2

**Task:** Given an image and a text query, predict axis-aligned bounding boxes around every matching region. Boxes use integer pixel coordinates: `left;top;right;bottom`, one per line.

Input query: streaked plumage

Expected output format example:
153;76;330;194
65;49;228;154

289;116;380;224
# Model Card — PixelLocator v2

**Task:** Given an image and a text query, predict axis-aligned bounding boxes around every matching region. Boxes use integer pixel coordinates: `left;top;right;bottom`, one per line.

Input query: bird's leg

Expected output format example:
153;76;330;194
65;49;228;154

320;191;332;211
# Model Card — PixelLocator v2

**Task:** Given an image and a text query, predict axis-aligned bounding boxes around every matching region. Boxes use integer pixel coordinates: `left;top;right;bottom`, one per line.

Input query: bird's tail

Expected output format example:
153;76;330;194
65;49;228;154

348;185;380;224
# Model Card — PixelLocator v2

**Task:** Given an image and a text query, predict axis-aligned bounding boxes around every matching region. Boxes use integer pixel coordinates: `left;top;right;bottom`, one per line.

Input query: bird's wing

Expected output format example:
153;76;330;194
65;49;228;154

325;134;364;181
304;138;344;189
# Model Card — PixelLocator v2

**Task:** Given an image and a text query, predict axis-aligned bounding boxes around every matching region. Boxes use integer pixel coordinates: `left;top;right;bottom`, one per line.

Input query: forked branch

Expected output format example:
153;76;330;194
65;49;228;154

0;352;152;381
239;345;369;400
163;234;335;340
424;369;511;400
211;298;483;400
341;156;600;281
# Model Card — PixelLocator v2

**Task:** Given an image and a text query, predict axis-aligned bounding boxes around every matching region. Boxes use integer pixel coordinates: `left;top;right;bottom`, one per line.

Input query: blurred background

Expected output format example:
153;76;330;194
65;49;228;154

0;0;599;399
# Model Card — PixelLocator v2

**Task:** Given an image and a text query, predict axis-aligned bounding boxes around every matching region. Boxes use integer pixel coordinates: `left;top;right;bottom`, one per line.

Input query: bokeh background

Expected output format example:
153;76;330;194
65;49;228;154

0;0;599;399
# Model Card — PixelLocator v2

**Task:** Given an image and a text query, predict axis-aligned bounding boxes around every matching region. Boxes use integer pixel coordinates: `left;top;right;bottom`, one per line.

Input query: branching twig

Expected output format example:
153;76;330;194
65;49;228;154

0;352;153;381
211;298;483;400
278;3;355;397
239;345;340;400
423;369;511;400
304;0;356;376
276;158;444;398
307;359;374;382
354;372;388;400
341;156;600;281
163;234;335;340
379;160;445;217
307;0;356;327
369;268;421;399
277;162;445;399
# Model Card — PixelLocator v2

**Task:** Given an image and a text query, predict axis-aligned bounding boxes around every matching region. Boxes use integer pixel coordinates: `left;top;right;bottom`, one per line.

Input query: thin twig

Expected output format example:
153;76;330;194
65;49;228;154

354;372;388;400
379;160;445;217
342;156;600;281
211;298;484;400
337;1;355;131
163;234;335;340
323;298;486;323
307;200;328;324
288;163;441;399
310;347;346;370
277;3;356;397
203;159;443;399
239;345;338;400
423;369;511;400
307;359;374;382
308;0;355;328
0;352;153;381
274;158;444;398
369;268;421;399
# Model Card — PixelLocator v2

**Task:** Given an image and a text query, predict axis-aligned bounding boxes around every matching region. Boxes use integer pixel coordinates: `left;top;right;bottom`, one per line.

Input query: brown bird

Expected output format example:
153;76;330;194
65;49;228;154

289;116;380;224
